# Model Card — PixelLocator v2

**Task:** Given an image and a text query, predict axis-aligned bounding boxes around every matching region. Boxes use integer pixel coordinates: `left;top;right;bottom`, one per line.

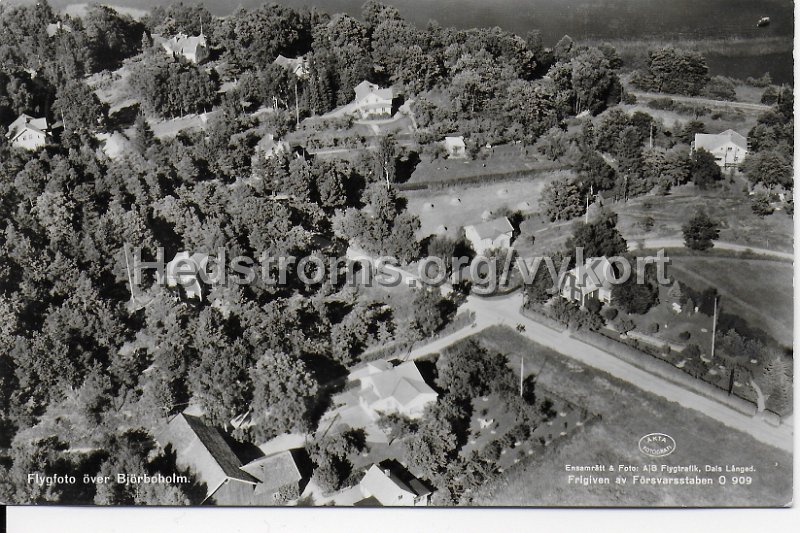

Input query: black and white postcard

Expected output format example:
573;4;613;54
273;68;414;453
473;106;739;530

0;0;793;517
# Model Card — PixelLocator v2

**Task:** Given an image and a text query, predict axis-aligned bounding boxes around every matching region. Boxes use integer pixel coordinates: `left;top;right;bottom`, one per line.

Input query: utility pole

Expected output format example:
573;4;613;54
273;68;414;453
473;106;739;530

123;242;137;306
710;296;718;359
294;78;300;127
624;174;629;202
649;123;654;149
585;193;589;224
519;357;524;398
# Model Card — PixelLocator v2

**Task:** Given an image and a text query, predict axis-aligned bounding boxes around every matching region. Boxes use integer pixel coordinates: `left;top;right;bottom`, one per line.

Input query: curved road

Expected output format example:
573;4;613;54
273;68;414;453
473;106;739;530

464;293;793;452
403;292;792;453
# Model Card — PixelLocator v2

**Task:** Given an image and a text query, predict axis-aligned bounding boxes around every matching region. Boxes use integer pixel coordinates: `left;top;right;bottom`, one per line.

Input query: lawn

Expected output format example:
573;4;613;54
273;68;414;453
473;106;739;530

619;102;759;133
408;144;559;185
620;281;714;349
518;183;794;257
617;184;794;253
461;389;592;473
471;326;792;507
403;170;571;239
667;257;793;347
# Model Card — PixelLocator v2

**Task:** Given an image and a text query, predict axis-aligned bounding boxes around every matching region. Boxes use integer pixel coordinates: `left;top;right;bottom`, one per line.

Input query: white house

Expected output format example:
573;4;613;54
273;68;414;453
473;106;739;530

7;114;51;150
254;133;290;159
693;129;748;169
443;135;466;158
464;217;514;255
162;251;211;300
274;55;309;78
560;256;615;307
352;81;394;119
157;32;209;64
356;361;437;419
356;461;431;507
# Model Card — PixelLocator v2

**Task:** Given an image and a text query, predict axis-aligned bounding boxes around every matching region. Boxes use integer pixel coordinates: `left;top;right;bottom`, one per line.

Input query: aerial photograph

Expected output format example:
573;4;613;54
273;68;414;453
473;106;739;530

0;0;793;509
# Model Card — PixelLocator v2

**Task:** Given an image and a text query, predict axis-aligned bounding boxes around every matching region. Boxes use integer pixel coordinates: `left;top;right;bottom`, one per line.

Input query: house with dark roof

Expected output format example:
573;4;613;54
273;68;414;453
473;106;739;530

693;129;748;168
158;413;307;505
355;460;431;506
157;413;259;504
7;114;51;150
464;217;514;255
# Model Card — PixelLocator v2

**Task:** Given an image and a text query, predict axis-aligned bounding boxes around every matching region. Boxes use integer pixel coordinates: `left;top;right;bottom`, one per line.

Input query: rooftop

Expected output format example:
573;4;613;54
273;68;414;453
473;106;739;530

158;413;258;497
466;217;514;241
694;129;748;152
354;80;394;102
240;450;302;495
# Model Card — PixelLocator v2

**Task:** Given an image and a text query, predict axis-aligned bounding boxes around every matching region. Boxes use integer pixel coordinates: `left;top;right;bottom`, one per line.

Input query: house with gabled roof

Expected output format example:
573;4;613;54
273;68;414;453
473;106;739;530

239;450;304;504
560;256;615;308
274;54;309;78
156;32;209;64
7;114;51;150
464;217;514;255
357;361;437;419
352;81;394;119
157;413;259;504
693;129;748;168
158;413;307;505
355;460;431;506
254;133;290;159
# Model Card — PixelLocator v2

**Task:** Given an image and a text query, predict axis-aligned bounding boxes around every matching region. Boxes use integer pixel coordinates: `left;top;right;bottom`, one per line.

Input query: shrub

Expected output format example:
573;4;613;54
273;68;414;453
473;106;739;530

646;97;675;111
482;440;502;462
617;318;636;334
751;192;774;217
703;76;736;101
585;298;602;314
683;344;702;358
647;322;660;334
678;330;691;341
602;307;619;321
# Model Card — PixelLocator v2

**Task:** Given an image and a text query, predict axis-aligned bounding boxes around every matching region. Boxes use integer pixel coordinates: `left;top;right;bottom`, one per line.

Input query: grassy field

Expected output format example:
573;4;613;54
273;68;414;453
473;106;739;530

667;257;793;347
408;144;556;184
519;183;794;256
404;171;571;239
470;326;792;507
619;102;759;134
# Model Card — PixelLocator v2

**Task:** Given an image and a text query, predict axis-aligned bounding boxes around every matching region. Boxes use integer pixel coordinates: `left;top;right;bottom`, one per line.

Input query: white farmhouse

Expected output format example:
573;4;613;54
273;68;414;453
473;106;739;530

352;81;394;119
560;256;615;308
693;129;748;169
7;114;51;150
464;217;514;255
